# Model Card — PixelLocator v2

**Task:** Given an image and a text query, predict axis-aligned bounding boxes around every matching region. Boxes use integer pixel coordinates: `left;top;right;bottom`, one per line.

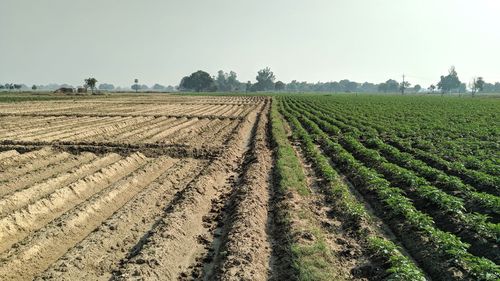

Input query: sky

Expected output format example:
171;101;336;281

1;0;499;88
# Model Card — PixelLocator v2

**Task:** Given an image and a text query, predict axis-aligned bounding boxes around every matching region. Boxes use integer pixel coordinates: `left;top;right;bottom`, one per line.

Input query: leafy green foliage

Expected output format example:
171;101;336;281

179;70;217;92
277;98;427;281
278;95;500;280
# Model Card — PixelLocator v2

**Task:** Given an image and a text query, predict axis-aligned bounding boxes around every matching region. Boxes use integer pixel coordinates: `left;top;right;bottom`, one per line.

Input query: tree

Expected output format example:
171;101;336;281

152;84;166;91
378;82;388;93
245;81;252;92
429;84;436;93
345;81;358;92
84;77;98;94
98;83;115;91
131;84;140;92
470;78;478;96
214;70;242;92
470;77;485;97
251;67;275;91
482;82;495;93
458;83;466;94
437;66;461;94
400;81;411;94
179;70;217;92
133;79;139;93
378;79;398;93
274;81;285;91
13;84;22;91
0;85;4;90
215;70;229;91
475;77;485;93
227;71;241;91
32;85;37;91
414;84;422;92
495;82;500;93
360;82;377;92
338;79;350;92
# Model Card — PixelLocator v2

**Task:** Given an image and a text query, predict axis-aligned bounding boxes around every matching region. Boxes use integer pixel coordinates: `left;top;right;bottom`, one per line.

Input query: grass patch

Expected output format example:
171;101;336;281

271;98;342;280
270;99;309;196
291;227;342;281
0;93;106;103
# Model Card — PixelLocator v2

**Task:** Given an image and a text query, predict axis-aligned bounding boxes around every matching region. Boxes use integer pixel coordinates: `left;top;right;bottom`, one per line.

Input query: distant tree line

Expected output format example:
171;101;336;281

0;81;176;93
178;67;285;92
3;66;500;94
176;66;500;95
0;83;27;91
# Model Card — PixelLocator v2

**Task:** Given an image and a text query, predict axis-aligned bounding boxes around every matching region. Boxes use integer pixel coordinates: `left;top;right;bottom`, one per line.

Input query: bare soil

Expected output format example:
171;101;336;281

0;95;278;280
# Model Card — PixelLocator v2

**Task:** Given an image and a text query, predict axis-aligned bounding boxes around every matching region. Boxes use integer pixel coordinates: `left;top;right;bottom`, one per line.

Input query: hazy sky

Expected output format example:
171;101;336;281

1;0;499;88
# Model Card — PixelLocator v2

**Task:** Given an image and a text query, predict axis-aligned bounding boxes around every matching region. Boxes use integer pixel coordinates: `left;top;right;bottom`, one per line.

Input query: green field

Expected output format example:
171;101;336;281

274;94;499;280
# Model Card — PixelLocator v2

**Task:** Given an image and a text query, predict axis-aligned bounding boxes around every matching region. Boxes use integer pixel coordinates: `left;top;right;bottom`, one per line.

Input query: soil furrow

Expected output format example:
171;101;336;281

176;120;231;146
0;152;97;199
0;155;175;281
143;118;200;143
37;158;207;281
0;112;243;120
1;117;96;139
90;116;159;141
0;153;120;216
119;117;191;143
0;150;19;161
0;147;54;170
0;153;146;253
0;116;65;132
0;151;71;181
207;120;242;146
51;117;141;142
169;119;219;144
111;104;261;280
112;117;178;142
212;105;235;117
160;119;212;144
25;117;127;142
210;101;273;281
223;105;244;117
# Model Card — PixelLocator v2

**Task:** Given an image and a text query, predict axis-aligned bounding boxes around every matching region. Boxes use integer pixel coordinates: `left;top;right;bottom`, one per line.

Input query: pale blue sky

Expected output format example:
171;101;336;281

1;0;499;88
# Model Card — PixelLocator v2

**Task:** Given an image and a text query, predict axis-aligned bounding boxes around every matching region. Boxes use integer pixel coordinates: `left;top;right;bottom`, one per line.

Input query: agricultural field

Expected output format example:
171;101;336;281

0;94;273;280
275;95;499;281
0;93;498;280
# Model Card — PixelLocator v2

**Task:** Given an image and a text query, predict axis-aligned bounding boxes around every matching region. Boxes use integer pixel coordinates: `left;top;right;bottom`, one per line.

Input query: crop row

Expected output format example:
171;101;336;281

304;95;499;167
293;97;499;196
310;97;499;179
279;97;500;281
289;98;500;209
270;100;426;280
286;99;500;254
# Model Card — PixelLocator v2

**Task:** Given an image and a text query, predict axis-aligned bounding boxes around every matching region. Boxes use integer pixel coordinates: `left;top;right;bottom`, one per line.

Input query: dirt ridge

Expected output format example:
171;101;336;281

111;102;264;280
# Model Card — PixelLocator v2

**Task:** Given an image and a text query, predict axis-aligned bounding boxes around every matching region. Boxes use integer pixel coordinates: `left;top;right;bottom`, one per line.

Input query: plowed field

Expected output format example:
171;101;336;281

0;95;275;280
